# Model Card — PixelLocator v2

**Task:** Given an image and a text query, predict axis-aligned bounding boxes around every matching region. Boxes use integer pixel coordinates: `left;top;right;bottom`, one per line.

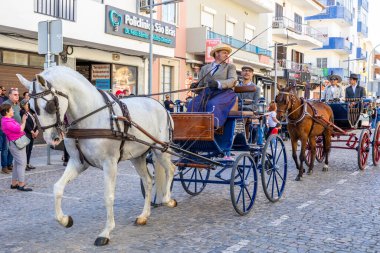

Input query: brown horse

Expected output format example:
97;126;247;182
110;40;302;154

275;86;334;181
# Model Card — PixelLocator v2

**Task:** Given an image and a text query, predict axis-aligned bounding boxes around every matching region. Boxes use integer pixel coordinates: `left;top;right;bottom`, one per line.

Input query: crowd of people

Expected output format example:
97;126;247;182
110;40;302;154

0;87;38;192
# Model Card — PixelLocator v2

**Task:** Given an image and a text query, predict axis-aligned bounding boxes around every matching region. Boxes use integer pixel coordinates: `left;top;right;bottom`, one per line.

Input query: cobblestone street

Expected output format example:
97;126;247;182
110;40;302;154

1;139;380;253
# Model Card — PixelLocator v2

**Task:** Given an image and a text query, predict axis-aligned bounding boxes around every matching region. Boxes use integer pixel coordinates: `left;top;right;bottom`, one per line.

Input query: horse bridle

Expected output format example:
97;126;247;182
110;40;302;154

276;91;307;124
29;80;115;136
275;91;293;114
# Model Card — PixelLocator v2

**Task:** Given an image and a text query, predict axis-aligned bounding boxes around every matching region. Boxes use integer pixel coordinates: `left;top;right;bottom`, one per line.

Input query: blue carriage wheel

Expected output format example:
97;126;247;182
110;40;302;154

230;154;258;216
261;135;287;203
179;166;210;196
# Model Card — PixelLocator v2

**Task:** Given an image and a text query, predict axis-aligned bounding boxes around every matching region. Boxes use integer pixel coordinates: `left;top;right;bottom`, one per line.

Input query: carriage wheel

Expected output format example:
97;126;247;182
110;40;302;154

372;122;380;166
305;137;324;167
261;135;287;202
358;129;370;170
315;137;325;163
179;166;210;196
230;154;258;215
140;153;173;206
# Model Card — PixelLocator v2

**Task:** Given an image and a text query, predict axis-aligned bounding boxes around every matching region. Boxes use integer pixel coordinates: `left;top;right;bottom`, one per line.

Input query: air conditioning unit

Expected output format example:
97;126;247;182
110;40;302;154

272;21;280;28
140;0;155;13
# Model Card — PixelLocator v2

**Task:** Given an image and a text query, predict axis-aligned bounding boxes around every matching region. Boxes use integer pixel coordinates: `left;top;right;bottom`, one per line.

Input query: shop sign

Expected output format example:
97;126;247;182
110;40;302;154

105;5;176;48
92;64;111;80
205;39;221;63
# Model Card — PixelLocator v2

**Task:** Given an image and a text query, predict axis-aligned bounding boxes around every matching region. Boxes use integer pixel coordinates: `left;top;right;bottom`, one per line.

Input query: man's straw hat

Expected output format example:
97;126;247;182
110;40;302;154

210;43;232;57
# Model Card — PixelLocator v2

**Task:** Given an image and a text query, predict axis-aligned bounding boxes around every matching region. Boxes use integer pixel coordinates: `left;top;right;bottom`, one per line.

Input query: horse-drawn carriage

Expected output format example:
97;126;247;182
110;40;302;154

142;86;288;215
305;98;380;170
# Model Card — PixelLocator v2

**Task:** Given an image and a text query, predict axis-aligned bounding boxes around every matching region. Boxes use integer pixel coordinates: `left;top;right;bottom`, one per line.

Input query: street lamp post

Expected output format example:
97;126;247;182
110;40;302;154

143;0;183;95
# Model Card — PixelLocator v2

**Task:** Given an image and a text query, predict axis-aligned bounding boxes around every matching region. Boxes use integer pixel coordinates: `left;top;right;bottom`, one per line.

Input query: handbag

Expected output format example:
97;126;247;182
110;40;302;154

13;135;30;150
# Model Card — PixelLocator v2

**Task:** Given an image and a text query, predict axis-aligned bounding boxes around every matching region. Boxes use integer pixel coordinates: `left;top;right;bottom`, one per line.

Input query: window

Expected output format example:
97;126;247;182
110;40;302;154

162;0;178;24
201;10;214;30
226;21;234;37
291;49;304;65
34;0;76;22
29;55;45;67
244;26;254;42
275;3;283;18
2;51;28;66
161;65;173;100
317;58;328;68
294;13;302;33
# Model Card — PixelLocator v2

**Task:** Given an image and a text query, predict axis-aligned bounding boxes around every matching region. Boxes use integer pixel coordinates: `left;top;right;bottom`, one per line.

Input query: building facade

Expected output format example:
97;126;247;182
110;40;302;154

306;0;369;97
0;0;186;102
185;0;275;101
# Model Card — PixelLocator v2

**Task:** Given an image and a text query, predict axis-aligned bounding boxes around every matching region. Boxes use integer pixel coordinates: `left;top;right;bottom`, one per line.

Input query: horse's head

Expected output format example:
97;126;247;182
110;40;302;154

17;73;68;146
275;84;295;121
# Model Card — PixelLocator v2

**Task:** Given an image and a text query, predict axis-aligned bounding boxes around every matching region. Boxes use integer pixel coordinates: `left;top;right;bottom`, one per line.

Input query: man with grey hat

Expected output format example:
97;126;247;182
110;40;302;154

322;74;343;102
345;73;366;99
237;65;260;111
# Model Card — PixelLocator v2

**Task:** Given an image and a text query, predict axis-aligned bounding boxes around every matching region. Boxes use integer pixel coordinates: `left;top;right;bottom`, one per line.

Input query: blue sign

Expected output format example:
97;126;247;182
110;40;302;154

95;79;111;90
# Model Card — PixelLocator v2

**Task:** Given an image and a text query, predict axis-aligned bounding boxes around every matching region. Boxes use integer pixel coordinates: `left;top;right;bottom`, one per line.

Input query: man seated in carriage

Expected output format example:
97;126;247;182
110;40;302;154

322;74;343;102
236;65;261;140
345;73;366;100
188;43;237;128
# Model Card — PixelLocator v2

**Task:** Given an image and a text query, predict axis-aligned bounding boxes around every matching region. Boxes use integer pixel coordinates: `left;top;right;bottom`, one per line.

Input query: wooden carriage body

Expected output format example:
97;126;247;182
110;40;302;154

328;102;362;129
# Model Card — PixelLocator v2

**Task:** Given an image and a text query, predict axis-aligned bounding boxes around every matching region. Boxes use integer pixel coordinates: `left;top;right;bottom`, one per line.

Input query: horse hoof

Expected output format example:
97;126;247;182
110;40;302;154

307;170;313;175
322;166;329;172
166;199;178;208
65;216;73;228
94;237;109;246
295;176;301;181
134;217;147;226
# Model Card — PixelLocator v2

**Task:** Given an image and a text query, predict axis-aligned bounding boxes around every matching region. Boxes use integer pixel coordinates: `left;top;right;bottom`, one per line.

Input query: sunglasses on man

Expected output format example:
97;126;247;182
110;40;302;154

330;78;338;81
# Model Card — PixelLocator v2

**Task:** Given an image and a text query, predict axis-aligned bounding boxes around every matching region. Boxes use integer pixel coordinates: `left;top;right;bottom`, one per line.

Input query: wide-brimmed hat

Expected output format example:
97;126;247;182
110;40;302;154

210;44;232;57
20;99;29;107
349;73;359;80
241;65;254;72
328;74;342;82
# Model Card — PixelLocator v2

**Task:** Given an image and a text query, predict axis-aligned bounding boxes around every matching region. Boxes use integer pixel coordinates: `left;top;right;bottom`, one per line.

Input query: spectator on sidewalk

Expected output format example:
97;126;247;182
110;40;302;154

0;103;32;191
22;91;30;102
164;95;175;112
0;86;8;104
20;99;38;171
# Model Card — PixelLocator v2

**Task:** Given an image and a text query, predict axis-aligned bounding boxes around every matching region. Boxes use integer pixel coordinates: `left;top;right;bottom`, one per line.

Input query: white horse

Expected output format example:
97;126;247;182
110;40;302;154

17;66;177;246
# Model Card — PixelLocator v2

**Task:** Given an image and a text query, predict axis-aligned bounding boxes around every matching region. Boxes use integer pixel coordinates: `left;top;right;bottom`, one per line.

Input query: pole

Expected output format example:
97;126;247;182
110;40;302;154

274;42;278;98
148;2;153;95
45;21;51;165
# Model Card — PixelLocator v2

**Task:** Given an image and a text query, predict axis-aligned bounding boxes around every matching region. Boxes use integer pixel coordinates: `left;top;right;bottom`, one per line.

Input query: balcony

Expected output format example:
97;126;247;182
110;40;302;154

273;60;322;82
272;17;324;48
186;27;273;67
230;0;273;13
357;21;368;38
358;0;369;11
284;0;324;16
305;5;353;26
315;37;352;55
34;0;77;21
356;48;367;60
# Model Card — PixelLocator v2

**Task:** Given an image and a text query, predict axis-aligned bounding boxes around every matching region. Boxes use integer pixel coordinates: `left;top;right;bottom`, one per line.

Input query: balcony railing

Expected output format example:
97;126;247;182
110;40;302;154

207;30;272;57
273;17;323;42
277;59;322;76
318;37;352;53
305;5;353;25
358;0;369;11
34;0;76;21
357;21;368;38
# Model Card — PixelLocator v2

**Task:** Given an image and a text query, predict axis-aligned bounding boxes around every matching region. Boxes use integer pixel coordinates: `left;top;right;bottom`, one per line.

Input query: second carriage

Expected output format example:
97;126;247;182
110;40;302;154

305;98;380;170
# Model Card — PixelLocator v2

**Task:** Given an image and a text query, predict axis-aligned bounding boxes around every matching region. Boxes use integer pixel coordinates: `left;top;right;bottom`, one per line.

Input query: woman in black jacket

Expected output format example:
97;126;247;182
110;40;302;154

20;99;39;171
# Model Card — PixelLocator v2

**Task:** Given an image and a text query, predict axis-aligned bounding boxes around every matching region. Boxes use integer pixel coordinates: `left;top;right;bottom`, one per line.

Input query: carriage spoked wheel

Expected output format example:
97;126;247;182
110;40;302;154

261;135;287;203
178;166;210;196
230;154;258;215
358;129;371;170
372;122;380;166
305;136;324;167
140;153;173;207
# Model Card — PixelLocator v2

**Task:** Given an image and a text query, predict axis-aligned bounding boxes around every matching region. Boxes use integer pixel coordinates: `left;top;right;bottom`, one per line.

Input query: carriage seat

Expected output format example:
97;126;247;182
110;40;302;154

228;85;256;117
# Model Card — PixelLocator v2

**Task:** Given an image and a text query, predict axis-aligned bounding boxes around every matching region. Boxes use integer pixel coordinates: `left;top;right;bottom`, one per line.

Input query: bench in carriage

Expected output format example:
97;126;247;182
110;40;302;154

142;86;288;215
305;98;380;170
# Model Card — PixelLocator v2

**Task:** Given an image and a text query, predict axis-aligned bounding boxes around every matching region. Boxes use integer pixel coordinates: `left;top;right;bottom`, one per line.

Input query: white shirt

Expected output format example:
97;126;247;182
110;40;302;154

351;84;357;94
268;111;277;128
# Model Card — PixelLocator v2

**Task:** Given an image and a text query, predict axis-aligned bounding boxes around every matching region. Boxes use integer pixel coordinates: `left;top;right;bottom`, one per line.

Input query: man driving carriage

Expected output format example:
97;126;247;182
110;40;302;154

345;73;366;99
189;44;237;128
322;74;343;102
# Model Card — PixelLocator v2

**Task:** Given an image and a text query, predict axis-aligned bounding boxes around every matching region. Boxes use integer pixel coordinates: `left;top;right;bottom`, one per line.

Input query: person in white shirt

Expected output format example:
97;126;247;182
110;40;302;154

323;74;343;102
266;101;281;140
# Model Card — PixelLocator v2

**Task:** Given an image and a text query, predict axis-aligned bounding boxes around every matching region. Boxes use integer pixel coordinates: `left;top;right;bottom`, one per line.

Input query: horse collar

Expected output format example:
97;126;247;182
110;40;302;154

287;98;308;125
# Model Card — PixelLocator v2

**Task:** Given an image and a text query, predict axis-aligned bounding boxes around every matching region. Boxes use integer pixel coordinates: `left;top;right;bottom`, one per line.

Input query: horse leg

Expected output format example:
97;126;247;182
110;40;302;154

298;137;308;179
307;137;316;175
322;131;331;172
291;136;302;181
94;159;118;246
54;160;88;228
130;154;153;226
153;151;177;208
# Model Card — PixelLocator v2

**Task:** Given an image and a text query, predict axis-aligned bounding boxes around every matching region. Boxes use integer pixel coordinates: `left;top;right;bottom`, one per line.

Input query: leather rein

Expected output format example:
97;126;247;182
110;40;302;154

277;91;312;125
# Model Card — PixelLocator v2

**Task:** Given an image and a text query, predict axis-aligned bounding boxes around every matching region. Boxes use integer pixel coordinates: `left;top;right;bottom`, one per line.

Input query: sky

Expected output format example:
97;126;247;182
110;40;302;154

368;0;380;48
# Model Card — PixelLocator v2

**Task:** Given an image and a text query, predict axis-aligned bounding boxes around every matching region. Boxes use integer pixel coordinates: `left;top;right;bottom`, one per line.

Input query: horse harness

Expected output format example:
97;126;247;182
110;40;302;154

29;81;172;166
